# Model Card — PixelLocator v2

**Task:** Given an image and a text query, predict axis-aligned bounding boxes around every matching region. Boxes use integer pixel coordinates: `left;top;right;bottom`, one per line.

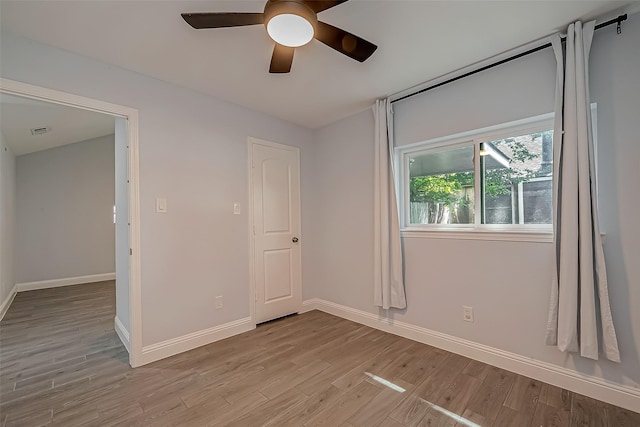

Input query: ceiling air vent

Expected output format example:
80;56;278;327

30;126;51;136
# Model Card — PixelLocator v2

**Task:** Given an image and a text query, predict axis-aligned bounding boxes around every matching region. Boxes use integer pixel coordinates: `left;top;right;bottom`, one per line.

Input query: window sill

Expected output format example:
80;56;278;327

401;228;553;243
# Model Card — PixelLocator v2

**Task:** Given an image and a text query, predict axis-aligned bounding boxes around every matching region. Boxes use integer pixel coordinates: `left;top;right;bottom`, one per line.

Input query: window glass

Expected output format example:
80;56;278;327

408;146;475;225
481;130;553;224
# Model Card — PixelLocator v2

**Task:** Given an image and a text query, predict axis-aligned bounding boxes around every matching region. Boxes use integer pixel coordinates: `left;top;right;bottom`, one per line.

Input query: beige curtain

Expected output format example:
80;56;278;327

545;21;620;362
373;99;406;309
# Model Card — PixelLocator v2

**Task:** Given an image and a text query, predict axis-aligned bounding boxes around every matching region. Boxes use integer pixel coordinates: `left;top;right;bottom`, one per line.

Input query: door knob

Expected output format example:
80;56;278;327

292;237;299;243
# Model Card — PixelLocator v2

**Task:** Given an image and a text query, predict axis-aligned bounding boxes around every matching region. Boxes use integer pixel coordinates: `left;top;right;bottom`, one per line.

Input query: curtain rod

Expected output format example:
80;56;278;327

391;14;628;105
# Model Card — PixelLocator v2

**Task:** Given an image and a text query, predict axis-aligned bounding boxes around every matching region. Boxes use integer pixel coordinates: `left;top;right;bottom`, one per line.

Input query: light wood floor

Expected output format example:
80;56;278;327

1;282;638;426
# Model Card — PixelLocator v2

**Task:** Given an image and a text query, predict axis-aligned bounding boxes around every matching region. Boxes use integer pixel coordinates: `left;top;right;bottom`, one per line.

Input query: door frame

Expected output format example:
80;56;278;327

0;78;143;367
247;136;302;326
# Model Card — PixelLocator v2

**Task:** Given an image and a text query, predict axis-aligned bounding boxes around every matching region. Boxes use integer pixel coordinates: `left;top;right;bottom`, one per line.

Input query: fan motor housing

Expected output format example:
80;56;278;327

263;0;318;30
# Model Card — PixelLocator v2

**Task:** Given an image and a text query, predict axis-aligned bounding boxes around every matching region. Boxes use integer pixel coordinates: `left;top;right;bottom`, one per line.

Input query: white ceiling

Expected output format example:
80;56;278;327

0;1;631;129
0;94;115;156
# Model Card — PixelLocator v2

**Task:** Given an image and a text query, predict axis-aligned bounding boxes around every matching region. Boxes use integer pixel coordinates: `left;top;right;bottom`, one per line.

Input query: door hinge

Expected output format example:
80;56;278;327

129;248;132;255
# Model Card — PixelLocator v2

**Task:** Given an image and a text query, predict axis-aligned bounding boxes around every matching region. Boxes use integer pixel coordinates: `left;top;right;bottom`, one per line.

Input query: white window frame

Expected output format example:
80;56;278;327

396;112;555;242
396;105;598;242
516;176;553;225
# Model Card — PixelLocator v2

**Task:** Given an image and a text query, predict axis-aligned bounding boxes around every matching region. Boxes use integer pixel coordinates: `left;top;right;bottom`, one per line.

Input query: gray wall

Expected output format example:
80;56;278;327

16;135;116;283
0;131;16;303
589;11;640;387
304;111;375;306
394;48;557;147
0;31;314;346
307;13;640;391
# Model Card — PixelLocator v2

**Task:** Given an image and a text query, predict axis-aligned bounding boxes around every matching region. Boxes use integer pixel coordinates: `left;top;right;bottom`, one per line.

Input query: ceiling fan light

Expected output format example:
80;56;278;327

267;13;314;47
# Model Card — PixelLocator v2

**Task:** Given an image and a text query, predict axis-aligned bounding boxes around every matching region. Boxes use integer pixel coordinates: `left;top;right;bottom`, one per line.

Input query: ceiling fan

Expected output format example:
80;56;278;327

182;0;377;73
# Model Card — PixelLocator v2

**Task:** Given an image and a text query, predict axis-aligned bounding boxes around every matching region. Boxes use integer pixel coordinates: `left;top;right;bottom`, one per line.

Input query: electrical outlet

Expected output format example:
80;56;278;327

463;306;474;322
215;296;223;310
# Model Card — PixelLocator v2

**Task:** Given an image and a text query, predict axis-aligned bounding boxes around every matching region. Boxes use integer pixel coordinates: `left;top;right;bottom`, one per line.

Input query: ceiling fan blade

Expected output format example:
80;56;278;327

303;0;349;13
181;12;264;29
314;21;377;63
270;44;295;73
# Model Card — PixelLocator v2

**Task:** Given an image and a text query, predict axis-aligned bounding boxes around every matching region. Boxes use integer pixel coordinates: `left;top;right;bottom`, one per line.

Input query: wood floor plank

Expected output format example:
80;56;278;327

374;351;421;382
3;408;52;427
570;393;609;426
259;359;332;399
503;375;541;417
531;402;571;427
397;347;448;386
296;358;365;396
218;359;295;403
331;354;394;392
223;388;308;427
303;380;383;427
463;365;517;424
51;400;100;426
262;384;344;427
434;372;482;415
389;352;468;425
348;378;415;426
604;402;640;426
456;408;485;426
414;407;458;427
494;405;532;427
390;394;433;426
180;382;229;409
2;282;636;426
206;390;269;426
98;401;144;426
539;382;572;408
378;416;404;427
137;398;188;426
462;359;492;382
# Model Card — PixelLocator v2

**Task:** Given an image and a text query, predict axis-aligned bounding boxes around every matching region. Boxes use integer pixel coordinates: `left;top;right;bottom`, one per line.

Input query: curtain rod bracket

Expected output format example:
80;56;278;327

616;17;622;35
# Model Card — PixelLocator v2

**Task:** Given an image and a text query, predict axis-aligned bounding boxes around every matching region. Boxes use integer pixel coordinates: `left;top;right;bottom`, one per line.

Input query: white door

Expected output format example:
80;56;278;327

251;139;301;324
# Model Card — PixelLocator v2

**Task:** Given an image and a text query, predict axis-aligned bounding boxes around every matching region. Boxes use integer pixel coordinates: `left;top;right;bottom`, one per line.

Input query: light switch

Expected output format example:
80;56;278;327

156;198;167;213
233;203;241;215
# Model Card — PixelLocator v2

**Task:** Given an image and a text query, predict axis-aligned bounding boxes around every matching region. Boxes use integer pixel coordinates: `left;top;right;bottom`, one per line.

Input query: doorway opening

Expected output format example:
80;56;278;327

0;78;142;366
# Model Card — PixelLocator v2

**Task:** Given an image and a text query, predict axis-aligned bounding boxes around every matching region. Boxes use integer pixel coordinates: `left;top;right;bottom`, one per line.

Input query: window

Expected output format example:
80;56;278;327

398;113;556;234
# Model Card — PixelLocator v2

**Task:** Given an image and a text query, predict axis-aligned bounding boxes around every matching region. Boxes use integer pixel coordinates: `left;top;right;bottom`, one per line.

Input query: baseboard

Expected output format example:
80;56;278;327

16;273;116;292
114;316;131;353
139;317;255;366
0;284;18;321
302;298;640;413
